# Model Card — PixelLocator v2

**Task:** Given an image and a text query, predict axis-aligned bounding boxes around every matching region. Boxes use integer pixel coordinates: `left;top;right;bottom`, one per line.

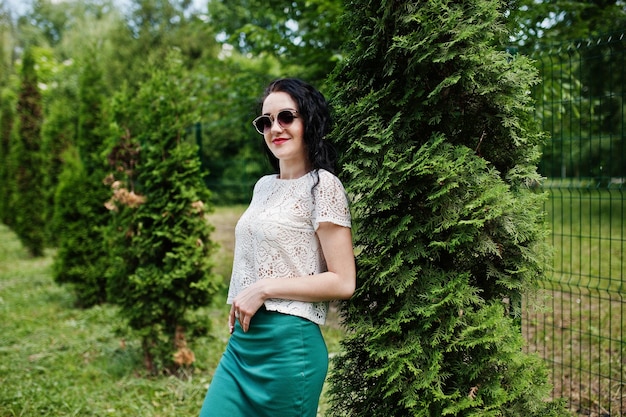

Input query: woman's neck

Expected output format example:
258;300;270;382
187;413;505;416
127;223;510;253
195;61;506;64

278;162;313;180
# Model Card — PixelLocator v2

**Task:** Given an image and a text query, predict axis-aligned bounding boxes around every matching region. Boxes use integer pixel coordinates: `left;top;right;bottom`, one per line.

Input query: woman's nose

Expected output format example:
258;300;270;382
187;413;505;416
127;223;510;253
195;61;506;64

270;117;284;132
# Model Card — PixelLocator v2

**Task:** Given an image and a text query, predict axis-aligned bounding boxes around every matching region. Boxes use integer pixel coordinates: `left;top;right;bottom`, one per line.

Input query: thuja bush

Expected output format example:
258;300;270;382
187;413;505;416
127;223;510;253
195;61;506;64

104;50;220;374
52;55;111;307
9;47;46;257
40;57;81;247
53;146;110;307
326;1;570;416
0;86;15;225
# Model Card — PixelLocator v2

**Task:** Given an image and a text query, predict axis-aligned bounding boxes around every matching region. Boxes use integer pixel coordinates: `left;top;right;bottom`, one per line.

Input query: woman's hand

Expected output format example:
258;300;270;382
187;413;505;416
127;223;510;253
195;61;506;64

230;280;268;333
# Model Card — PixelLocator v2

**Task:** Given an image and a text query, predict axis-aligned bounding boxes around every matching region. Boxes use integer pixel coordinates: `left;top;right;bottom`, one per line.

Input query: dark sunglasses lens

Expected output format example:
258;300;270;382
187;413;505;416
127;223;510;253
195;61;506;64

277;111;295;126
254;116;272;133
253;111;296;134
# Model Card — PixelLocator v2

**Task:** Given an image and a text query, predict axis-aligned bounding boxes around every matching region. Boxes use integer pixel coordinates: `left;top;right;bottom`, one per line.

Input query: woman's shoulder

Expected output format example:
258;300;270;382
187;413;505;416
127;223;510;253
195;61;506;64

259;173;277;182
312;169;351;227
316;169;347;191
253;173;278;188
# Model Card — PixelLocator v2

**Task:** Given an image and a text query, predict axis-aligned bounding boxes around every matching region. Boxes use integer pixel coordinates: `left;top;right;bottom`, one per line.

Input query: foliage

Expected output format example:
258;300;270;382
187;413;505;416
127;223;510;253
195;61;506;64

326;0;570;415
40;59;79;245
508;0;626;49
0;2;16;226
207;0;345;86
0;85;15;225
531;37;626;180
0;1;15;85
8;46;46;257
192;52;281;204
507;1;626;181
104;50;221;374
103;0;220;92
52;52;111;307
0;3;13;223
52;146;108;306
23;0;75;46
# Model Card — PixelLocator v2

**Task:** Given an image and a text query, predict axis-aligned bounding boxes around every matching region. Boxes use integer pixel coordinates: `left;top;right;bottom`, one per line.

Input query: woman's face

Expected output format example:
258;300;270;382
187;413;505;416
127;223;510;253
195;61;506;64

261;92;307;169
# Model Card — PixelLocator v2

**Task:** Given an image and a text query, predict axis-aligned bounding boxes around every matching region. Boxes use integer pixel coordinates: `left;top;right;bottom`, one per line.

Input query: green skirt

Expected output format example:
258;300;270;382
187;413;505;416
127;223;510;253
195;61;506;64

199;307;328;417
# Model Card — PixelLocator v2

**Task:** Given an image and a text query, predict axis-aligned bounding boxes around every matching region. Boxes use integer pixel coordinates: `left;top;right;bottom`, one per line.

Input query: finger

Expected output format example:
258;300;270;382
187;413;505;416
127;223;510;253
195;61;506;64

228;307;235;334
229;306;235;324
242;316;250;332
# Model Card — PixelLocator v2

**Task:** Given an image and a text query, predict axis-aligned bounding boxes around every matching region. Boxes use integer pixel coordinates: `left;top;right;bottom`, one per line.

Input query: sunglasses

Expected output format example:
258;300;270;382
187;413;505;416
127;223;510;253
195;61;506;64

252;110;299;135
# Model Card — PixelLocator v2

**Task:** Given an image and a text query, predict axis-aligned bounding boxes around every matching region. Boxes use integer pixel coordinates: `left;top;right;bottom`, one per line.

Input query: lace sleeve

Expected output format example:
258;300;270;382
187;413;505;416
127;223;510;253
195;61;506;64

313;170;351;230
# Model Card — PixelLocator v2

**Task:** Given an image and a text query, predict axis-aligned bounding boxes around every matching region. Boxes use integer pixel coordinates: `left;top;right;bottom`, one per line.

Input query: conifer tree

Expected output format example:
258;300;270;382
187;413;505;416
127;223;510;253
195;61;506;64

52;54;110;307
327;1;570;416
41;64;80;247
9;47;46;256
0;87;15;225
0;5;14;225
104;50;220;374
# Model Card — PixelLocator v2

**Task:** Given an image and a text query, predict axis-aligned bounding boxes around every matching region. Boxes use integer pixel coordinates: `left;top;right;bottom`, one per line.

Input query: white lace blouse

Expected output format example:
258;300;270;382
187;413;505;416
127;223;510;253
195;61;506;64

226;169;351;325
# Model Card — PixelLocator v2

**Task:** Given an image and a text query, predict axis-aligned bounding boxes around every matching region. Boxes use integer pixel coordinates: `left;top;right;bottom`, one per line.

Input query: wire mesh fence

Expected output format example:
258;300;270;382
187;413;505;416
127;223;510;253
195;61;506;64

522;33;626;416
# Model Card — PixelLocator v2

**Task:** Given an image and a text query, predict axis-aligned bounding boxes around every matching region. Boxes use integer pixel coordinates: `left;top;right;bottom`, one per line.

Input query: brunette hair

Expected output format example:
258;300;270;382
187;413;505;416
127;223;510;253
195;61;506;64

258;78;337;175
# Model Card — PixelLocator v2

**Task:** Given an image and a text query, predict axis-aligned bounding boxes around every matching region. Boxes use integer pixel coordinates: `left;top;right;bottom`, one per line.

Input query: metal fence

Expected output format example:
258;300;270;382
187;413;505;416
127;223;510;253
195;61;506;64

522;33;626;416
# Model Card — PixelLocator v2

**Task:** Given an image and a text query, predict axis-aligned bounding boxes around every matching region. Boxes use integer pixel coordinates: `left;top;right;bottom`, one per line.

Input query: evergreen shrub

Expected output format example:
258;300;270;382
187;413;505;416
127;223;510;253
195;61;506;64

52;54;111;307
327;1;571;416
0;86;16;225
9;48;46;257
53;146;109;306
104;50;220;374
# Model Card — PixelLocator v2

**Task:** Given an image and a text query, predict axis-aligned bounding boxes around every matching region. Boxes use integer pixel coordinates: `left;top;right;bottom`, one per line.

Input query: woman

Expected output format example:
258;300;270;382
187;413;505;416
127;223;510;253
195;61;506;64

199;78;356;417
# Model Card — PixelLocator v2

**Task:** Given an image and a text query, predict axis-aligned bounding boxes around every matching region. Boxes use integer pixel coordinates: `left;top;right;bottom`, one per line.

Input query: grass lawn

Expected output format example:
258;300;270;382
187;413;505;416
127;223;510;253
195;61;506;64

0;206;343;416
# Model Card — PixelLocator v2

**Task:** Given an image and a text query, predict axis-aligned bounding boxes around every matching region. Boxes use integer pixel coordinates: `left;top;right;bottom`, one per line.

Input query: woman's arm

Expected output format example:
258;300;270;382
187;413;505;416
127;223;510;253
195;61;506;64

229;222;356;333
